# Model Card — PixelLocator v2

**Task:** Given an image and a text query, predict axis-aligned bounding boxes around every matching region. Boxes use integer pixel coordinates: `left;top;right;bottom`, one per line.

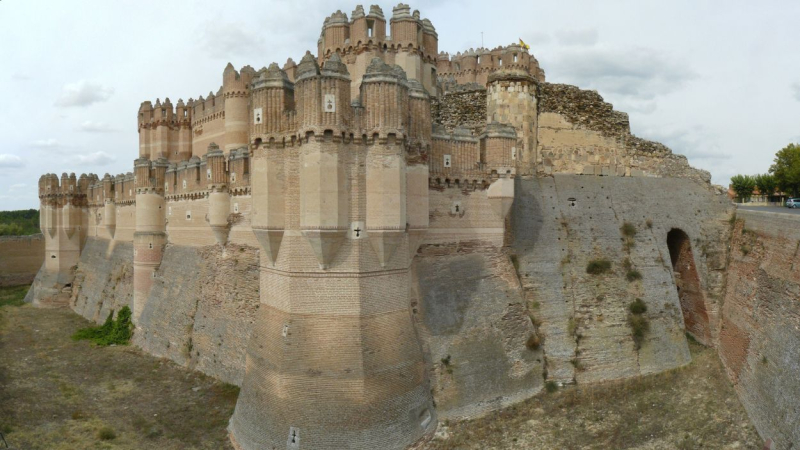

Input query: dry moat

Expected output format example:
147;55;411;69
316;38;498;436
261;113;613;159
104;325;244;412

1;286;760;450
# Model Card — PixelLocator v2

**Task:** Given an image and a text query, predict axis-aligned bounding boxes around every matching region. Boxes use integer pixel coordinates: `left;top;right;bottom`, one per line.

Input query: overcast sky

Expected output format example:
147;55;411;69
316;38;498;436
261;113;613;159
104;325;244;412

1;0;798;210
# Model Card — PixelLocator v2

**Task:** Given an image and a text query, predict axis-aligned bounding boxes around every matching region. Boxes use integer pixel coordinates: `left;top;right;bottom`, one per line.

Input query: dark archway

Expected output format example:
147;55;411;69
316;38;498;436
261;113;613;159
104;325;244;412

667;228;711;345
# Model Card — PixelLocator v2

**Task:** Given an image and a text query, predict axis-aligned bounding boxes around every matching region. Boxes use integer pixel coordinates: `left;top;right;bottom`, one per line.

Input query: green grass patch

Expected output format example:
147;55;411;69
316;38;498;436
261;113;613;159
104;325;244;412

626;269;643;282
72;306;133;346
0;285;29;307
629;314;650;350
620;222;637;237
586;259;612;275
629;298;647;315
544;381;558;393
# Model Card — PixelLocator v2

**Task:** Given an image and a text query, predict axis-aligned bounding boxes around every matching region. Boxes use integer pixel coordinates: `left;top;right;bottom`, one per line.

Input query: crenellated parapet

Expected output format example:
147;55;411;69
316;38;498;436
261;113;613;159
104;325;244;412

437;44;545;86
318;4;440;97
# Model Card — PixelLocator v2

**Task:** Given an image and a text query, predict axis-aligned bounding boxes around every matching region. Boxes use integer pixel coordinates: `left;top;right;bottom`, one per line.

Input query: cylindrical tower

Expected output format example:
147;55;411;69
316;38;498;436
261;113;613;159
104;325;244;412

132;157;167;324
206;143;230;245
138;101;153;159
486;69;538;175
230;52;435;450
223;64;255;154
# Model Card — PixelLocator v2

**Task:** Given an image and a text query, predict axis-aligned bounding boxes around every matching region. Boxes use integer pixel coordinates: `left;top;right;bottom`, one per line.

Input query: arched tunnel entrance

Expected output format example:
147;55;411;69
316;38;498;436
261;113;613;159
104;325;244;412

667;228;711;346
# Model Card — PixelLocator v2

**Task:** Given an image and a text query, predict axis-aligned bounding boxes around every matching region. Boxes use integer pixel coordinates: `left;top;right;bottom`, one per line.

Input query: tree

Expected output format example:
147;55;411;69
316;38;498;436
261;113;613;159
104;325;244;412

754;173;777;199
769;143;800;197
730;174;756;202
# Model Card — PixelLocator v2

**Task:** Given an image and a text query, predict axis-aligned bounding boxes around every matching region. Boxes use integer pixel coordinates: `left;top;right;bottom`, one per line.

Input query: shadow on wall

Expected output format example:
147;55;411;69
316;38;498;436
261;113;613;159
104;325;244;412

667;228;711;346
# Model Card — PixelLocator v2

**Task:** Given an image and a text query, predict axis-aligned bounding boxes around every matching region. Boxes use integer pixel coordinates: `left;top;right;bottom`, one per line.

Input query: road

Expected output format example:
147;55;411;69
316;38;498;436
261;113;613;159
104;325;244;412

737;205;800;215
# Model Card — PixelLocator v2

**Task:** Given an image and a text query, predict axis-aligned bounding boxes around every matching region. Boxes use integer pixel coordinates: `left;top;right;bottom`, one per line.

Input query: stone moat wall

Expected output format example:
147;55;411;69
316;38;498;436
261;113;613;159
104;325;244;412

718;209;800;450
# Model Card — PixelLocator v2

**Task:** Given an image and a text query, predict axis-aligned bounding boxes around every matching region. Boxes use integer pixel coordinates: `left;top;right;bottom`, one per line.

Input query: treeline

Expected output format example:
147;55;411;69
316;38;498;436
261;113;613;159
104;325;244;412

0;209;40;236
730;143;800;201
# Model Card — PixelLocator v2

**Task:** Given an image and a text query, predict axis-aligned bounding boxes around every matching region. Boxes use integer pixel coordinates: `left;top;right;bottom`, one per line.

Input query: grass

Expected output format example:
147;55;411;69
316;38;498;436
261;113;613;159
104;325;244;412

97;426;116;441
740;244;751;256
544;381;558;393
629;298;647;315
620;222;637;237
626;269;643;282
628;314;650;350
586;259;612;275
0;304;239;450
71;306;132;346
0;285;29;307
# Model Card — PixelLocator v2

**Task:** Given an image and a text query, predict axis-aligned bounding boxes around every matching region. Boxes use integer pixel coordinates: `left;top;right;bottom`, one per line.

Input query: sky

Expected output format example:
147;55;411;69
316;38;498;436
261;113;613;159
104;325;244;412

1;0;798;210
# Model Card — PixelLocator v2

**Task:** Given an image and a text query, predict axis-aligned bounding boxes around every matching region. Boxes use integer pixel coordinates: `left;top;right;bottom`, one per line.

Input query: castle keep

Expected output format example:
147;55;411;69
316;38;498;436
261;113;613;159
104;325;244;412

29;3;800;450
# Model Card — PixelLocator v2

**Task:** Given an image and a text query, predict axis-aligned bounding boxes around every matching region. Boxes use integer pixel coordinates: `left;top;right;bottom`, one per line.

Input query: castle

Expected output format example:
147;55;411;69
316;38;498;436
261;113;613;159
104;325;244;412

31;4;799;450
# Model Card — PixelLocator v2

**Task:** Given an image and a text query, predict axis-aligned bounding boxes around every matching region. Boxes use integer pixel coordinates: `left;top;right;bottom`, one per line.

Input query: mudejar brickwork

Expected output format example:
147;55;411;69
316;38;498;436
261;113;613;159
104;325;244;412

26;4;800;450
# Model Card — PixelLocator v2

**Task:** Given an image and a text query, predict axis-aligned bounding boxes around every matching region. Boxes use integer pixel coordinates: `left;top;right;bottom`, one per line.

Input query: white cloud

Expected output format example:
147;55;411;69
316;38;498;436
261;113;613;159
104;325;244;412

75;151;115;165
30;138;63;148
555;28;599;46
55;80;114;107
0;154;24;168
791;82;800;102
549;46;696;102
79;120;116;132
202;23;265;59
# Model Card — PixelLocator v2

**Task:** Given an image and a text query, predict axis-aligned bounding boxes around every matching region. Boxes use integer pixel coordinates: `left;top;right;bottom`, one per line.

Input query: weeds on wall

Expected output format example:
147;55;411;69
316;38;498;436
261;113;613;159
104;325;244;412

628;299;650;350
626;269;643;282
72;306;133;346
586;259;612;275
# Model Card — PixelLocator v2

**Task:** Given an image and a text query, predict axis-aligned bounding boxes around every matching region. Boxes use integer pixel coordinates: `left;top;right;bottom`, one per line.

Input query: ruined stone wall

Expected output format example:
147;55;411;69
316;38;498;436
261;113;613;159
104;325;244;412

430;84;486;134
0;234;44;287
719;209;800;449
512;175;732;384
71;238;133;321
537;83;712;183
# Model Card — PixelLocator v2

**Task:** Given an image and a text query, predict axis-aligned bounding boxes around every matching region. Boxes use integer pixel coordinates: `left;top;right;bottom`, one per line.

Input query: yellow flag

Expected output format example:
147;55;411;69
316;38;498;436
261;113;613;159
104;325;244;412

519;38;530;50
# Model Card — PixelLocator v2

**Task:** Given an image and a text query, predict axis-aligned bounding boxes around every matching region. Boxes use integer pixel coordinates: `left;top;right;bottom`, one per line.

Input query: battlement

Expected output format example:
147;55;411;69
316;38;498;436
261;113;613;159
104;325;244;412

437;44;545;86
38;172;94;199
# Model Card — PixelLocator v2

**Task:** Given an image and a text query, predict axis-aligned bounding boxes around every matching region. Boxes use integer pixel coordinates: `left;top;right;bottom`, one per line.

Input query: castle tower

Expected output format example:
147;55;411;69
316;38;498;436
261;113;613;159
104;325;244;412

206;143;231;245
223;64;255;154
132;157;168;323
321;10;350;57
138;101;153;159
175;99;192;161
229;56;435;450
38;172;87;287
102;173;116;238
486;69;538;175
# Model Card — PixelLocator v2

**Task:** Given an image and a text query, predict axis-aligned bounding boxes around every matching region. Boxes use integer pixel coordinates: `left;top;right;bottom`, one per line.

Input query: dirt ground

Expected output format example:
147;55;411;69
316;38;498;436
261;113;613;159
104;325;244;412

1;285;762;450
0;286;237;450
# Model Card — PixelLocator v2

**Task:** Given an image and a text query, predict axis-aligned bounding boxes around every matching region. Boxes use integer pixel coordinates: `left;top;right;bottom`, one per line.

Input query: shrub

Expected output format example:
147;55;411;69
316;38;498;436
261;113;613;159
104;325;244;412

72;306;133;346
740;244;751;255
629;298;647;315
645;219;653;229
97;426;116;440
620;222;637;237
526;334;541;350
626;269;642;282
586;259;612;275
545;381;558;393
622;258;632;271
629;314;650;349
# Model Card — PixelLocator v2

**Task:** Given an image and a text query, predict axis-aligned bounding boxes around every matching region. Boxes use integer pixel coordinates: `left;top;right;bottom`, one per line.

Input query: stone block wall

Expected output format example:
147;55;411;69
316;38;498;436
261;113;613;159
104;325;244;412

719;209;800;449
0;234;44;287
512;175;732;384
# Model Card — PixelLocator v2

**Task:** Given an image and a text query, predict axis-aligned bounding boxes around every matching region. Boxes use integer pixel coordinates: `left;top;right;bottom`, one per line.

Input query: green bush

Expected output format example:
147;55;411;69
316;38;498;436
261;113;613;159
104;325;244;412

586;259;612;275
544;381;558;393
620;222;637;237
72;306;133;346
626;269;643;282
629;298;647;315
97;426;116;440
629;314;650;349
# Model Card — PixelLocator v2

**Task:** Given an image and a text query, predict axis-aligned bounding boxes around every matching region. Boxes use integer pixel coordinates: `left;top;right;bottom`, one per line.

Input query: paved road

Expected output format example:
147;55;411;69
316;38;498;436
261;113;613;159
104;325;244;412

737;205;800;215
